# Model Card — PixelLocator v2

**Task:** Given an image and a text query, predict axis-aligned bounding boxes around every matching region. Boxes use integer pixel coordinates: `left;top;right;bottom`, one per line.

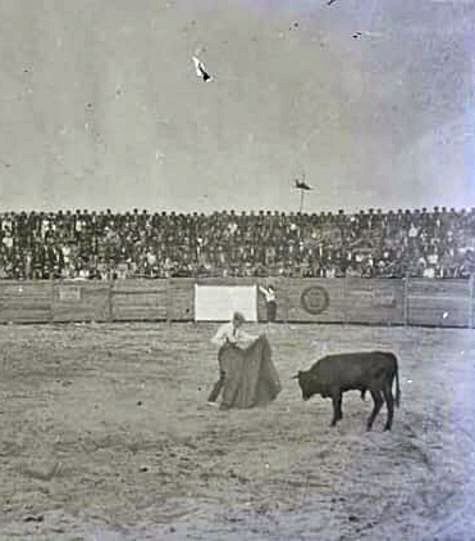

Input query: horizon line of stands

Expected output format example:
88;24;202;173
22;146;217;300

0;206;474;216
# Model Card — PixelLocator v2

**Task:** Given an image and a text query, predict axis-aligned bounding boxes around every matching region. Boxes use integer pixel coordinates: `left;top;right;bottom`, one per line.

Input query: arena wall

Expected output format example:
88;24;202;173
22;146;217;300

0;278;473;328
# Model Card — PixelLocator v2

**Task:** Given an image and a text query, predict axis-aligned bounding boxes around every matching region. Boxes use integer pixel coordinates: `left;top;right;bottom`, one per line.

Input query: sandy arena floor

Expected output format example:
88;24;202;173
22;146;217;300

0;322;474;541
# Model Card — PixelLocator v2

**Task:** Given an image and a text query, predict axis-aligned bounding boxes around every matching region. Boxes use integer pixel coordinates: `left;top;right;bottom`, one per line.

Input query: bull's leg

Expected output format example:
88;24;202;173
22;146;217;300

366;391;384;431
331;390;343;427
382;384;394;431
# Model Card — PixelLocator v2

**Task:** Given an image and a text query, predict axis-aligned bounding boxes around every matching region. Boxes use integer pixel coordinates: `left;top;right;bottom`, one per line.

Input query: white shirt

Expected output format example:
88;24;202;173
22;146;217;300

427;253;438;265
423;267;435;278
146;252;157;265
211;322;256;347
2;236;13;248
259;286;276;302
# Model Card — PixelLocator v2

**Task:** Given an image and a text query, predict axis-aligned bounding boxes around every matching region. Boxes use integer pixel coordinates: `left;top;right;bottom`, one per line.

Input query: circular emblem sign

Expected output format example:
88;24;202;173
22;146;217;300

301;286;330;315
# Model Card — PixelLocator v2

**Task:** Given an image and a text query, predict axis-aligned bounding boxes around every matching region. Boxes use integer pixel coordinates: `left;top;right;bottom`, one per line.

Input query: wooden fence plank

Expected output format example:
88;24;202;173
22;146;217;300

0;278;472;327
344;278;405;325
168;278;194;321
52;282;110;322
112;280;168;321
0;281;52;323
276;278;346;323
407;278;470;328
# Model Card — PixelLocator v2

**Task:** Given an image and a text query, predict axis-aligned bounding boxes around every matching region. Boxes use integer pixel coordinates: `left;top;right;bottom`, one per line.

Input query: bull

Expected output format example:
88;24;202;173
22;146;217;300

293;351;401;431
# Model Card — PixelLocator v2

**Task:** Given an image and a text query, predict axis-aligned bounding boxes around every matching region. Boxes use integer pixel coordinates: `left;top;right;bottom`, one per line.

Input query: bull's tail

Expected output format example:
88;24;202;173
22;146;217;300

384;352;401;407
394;357;401;408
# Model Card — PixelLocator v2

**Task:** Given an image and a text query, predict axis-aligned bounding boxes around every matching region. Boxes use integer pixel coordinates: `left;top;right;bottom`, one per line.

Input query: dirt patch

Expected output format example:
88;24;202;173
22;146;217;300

0;323;474;540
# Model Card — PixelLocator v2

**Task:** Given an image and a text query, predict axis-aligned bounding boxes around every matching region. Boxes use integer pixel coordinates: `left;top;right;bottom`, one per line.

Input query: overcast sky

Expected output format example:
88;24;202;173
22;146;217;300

0;0;474;213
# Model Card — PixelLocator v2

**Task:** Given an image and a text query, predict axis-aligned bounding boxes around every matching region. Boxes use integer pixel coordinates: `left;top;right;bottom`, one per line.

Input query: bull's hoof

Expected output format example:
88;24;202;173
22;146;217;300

383;425;392;431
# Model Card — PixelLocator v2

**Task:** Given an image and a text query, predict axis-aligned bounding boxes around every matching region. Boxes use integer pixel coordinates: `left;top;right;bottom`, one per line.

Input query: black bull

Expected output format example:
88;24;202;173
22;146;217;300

294;351;401;431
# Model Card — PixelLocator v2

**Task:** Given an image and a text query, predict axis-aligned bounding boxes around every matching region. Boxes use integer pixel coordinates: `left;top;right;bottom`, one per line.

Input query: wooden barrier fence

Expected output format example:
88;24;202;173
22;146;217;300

0;277;473;328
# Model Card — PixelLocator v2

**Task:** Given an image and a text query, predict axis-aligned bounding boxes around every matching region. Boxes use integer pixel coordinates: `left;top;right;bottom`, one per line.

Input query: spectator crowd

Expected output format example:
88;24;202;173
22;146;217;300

0;207;474;280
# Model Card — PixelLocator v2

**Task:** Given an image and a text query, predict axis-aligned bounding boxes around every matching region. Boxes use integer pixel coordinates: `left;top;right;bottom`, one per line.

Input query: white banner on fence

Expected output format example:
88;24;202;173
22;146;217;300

194;285;257;322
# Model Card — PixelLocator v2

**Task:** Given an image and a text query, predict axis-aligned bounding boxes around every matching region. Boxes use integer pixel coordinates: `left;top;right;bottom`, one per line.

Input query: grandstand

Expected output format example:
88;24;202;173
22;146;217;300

0;207;474;281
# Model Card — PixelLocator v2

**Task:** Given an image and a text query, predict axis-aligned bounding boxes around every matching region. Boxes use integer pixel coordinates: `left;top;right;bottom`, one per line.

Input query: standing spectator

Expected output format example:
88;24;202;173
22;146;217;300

259;284;277;323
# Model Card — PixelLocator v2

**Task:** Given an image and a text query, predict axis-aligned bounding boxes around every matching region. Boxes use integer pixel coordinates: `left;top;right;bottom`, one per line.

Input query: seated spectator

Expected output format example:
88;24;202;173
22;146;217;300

423;266;436;279
0;207;473;280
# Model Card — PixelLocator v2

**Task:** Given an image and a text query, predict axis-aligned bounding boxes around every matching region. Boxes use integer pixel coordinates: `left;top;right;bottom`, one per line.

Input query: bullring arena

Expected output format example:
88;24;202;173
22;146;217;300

1;274;475;540
2;1;474;538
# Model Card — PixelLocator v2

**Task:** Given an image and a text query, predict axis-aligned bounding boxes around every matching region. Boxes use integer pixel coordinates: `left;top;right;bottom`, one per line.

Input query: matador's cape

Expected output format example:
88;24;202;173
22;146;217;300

218;334;282;409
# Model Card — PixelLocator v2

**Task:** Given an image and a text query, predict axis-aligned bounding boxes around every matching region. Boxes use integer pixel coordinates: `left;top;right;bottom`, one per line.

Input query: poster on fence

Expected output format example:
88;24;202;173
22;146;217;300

194;285;257;322
58;287;82;302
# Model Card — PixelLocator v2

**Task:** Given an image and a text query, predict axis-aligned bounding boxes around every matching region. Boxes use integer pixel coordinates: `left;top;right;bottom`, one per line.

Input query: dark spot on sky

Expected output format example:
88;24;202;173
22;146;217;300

353;32;362;39
116;89;122;96
190;20;196;26
86;103;93;109
327;0;337;5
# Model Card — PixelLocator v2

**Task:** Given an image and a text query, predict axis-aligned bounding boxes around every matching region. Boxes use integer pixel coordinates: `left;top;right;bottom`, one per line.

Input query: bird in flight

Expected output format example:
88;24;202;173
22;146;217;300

352;31;383;39
295;179;312;190
192;56;213;82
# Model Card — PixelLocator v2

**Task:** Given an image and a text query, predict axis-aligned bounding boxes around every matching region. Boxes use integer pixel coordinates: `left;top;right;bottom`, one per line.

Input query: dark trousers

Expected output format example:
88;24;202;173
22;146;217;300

267;301;277;322
208;370;225;402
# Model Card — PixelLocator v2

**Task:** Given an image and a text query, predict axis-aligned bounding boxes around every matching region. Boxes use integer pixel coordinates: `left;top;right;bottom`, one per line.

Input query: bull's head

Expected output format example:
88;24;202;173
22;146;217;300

292;370;317;401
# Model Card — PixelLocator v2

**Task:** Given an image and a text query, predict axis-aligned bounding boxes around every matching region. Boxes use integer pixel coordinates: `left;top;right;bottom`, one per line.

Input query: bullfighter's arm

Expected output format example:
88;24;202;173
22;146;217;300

211;327;226;346
237;329;259;343
212;324;237;346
